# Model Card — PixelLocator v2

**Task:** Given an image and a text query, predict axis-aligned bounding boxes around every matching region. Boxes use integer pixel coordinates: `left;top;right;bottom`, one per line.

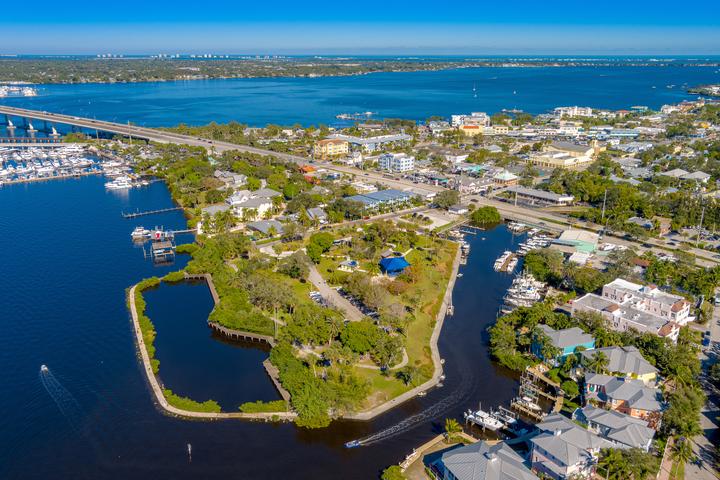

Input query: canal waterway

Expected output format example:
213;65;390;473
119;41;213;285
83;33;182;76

0;173;526;479
1;65;719;131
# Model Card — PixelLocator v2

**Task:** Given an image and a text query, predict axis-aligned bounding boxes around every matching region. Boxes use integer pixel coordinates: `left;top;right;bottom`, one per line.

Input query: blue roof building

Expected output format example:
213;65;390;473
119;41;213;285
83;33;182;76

379;256;410;276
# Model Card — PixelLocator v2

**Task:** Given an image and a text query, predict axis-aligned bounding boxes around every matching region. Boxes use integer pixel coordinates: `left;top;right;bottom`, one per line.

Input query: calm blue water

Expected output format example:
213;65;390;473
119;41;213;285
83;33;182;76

0;173;521;479
1;66;719;129
145;281;280;410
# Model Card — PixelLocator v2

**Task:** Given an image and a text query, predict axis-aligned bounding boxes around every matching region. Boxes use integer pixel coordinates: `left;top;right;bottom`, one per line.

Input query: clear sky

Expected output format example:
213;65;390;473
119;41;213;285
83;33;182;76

2;0;719;55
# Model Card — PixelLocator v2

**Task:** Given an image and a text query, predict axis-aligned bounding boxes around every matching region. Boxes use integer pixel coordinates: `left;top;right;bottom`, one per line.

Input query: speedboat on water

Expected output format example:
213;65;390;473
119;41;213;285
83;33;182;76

40;364;49;373
344;440;361;448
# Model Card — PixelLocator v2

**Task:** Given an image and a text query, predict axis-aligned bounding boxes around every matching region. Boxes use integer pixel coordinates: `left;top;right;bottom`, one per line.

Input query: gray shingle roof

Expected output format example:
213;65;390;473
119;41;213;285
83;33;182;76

580;346;657;377
538;325;594;349
575;406;654;450
441;441;539;480
584;374;663;412
532;414;611;467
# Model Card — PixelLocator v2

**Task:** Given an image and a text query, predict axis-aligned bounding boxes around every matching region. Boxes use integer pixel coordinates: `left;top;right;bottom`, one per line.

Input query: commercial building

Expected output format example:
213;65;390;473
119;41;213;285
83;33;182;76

378;152;415;172
451;112;490;127
554;106;594;118
313;138;349;159
505;186;575;207
492;170;519;186
571;278;693;341
345;189;415;210
551;230;599;255
433;441;539;480
327;133;412;153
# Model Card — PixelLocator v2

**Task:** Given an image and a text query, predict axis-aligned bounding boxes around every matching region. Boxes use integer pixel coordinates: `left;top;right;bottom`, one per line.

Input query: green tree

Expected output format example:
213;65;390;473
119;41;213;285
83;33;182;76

434;190;460;209
585;351;609;374
381;465;406;480
445;418;462;436
671;437;695;479
469;206;501;226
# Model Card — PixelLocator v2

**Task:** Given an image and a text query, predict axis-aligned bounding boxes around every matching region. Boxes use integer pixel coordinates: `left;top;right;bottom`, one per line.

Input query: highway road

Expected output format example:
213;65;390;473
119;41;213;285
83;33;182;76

2;104;718;267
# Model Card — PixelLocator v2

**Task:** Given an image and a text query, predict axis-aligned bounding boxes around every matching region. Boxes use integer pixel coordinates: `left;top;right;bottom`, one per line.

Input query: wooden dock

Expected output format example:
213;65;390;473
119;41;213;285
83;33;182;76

510;400;546;422
122;206;183;218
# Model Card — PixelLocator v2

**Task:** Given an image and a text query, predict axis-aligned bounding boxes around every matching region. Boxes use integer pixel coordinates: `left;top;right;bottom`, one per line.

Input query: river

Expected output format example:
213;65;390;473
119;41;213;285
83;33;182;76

0;173;526;479
1;65;719;130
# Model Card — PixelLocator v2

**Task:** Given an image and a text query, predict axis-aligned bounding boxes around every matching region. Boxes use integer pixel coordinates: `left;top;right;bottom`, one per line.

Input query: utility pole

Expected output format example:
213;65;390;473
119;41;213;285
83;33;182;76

697;203;706;248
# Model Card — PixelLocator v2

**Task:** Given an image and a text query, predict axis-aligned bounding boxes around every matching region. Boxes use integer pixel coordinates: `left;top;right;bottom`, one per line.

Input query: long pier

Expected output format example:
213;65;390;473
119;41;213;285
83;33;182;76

122;206;183;218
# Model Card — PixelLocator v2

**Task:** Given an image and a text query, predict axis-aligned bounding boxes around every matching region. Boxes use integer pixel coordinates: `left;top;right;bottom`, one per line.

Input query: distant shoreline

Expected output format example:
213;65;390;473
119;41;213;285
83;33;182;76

1;58;719;85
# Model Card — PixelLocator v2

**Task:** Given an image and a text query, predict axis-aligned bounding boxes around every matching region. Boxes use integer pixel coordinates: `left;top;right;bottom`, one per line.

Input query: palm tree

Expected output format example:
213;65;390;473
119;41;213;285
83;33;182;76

671;437;695;478
586;351;609;374
598;448;629;480
444;418;462;440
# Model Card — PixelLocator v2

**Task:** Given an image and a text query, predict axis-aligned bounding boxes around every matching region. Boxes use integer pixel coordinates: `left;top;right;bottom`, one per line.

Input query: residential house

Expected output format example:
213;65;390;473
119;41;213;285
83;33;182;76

584;373;663;428
214;169;247;188
433;441;539;480
580;346;658;385
532;325;595;365
530;413;611;479
573;405;655;451
306;207;328;224
227;188;281;219
246;219;284;236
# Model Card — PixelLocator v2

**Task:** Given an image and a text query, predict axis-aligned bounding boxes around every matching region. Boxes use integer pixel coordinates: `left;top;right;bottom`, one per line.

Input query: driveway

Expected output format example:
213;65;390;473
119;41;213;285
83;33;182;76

308;265;365;322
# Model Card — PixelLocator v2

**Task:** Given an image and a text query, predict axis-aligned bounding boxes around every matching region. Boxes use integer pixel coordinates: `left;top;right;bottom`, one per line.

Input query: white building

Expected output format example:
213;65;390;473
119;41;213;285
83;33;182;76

378;153;415;172
554;106;594;118
572;278;693;341
451;112;490;127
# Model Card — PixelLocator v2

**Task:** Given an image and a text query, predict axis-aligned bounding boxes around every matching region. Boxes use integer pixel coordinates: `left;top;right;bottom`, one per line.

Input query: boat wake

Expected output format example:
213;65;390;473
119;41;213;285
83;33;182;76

39;365;83;432
349;354;474;447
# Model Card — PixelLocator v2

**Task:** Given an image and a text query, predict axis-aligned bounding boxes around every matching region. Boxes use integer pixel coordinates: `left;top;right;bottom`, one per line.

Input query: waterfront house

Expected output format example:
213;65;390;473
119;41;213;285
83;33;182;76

532;325;595;365
573;405;655;451
583;373;663;428
579;346;657;385
433;441;539;480
379;256;410;277
530;413;611;480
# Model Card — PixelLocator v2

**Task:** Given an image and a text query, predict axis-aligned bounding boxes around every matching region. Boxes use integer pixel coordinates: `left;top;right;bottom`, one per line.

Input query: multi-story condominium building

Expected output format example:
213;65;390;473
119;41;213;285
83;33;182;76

451;112;490;127
313;139;349;159
378;153;415;172
554;106;594;118
571;278;693;341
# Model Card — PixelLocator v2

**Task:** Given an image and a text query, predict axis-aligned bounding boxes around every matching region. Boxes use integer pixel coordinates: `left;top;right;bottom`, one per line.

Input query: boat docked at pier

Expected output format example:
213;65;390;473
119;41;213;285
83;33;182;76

493;251;515;272
500;273;547;314
464;408;505;431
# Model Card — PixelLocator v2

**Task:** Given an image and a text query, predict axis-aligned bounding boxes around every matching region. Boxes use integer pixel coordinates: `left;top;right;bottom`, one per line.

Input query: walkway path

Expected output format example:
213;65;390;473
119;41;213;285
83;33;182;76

307;264;365;322
355;348;409;371
345;245;461;420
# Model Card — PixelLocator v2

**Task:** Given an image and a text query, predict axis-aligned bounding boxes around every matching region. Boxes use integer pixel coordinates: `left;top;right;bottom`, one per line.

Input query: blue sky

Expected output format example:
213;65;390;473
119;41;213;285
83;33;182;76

2;0;719;54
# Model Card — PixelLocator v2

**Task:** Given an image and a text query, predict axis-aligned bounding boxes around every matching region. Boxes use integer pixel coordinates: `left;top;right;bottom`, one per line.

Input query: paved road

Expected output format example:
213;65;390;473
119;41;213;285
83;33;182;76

4;105;718;267
686;304;720;480
307;264;365;322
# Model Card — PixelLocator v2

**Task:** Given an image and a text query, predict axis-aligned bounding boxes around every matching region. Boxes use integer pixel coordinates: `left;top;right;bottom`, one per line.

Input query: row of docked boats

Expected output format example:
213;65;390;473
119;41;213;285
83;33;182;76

500;272;547;315
493;250;518;272
516;231;552;256
131;226;176;242
104;174;150;190
0;146;100;183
